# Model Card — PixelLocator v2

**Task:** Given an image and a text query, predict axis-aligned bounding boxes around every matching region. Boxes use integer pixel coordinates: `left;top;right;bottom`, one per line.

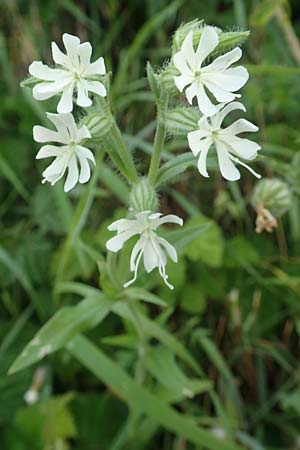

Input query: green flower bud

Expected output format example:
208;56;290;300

172;19;204;53
81;96;113;139
166;107;200;136
172;20;249;56
129;178;159;214
251;178;291;218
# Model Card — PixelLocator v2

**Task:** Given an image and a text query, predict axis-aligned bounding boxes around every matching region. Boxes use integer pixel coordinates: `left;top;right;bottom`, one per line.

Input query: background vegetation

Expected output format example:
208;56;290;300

1;0;300;449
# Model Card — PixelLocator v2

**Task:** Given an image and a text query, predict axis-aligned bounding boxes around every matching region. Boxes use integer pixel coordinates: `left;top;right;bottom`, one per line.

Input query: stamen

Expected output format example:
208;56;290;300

230;155;261;179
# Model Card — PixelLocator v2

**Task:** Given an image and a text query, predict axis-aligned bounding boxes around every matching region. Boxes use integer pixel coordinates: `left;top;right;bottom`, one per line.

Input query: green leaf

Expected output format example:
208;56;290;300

184;216;224;267
144;346;211;400
0;153;30;201
9;294;111;374
68;335;244;450
121;287;167;307
15;394;76;444
155;153;197;186
166;221;211;253
112;302;202;375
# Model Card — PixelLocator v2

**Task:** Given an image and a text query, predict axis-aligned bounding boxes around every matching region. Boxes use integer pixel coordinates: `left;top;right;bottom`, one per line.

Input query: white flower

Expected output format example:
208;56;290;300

187;102;261;181
173;27;249;117
106;211;183;289
29;33;106;113
33;112;95;192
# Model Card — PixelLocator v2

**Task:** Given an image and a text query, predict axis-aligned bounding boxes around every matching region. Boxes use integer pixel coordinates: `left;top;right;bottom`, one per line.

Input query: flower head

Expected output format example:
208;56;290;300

173;27;248;117
187;102;261;181
106;211;183;289
34;112;95;192
29;33;106;113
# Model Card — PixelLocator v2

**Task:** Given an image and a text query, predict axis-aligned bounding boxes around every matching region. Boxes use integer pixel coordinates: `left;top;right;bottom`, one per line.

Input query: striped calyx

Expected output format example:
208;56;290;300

129;178;159;214
251;178;291;218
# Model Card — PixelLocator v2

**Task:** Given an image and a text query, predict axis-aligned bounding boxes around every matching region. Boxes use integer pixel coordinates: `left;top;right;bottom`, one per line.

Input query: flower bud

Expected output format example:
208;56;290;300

129;178;159;214
166;107;199;136
172;21;249;56
251;178;291;218
251;178;291;233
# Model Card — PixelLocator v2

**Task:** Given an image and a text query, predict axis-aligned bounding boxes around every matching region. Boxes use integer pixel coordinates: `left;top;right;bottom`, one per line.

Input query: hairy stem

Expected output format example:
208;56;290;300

148;93;169;185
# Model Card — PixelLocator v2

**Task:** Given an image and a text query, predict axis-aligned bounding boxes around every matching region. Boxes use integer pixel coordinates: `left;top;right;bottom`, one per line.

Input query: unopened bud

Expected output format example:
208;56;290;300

129;178;159;214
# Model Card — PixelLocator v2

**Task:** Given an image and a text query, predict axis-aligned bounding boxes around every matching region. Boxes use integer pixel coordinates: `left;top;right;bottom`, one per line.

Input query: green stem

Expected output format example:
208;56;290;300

96;96;139;184
109;121;139;184
148;93;168;185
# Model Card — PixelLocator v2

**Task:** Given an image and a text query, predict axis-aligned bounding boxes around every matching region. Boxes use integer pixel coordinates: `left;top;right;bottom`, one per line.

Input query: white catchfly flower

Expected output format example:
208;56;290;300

106;211;183;289
173;27;249;117
187;102;261;181
33;112;95;192
29;33;106;113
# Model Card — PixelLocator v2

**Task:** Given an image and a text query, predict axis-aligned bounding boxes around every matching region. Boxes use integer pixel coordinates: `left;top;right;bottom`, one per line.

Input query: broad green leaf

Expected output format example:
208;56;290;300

15;394;76;444
166;222;211;253
68;335;244;450
9;294;111;374
180;282;207;314
184;216;224;267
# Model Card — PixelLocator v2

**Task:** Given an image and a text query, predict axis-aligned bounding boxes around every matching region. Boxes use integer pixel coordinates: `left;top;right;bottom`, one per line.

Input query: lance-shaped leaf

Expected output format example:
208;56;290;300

68;334;245;450
9;294;111;374
144;346;211;401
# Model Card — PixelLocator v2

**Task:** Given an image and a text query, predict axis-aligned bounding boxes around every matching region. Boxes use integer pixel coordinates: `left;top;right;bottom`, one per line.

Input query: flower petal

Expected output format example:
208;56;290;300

86;80;106;97
46;112;77;141
106;229;139;252
57;82;75;113
222;118;258;135
84;56;106;76
143;237;159;273
204;47;242;72
62;33;81;59
196;26;219;65
42;154;69;185
210;102;245;128
78;42;92;71
157;237;178;263
33;125;64;144
29;61;57;80
210;66;249;92
215;140;240;181
51;42;68;66
36;145;62;159
76;80;92;108
188;129;211;155
154;214;183;228
75;145;95;164
78;156;91;183
174;74;193;92
223;136;261;159
197;138;213;177
64;154;79;192
195;83;218;117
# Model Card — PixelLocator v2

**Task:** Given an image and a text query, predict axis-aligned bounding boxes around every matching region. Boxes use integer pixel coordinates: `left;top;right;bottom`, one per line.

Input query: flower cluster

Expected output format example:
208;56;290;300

26;23;263;290
173;26;261;180
30;33;107;191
